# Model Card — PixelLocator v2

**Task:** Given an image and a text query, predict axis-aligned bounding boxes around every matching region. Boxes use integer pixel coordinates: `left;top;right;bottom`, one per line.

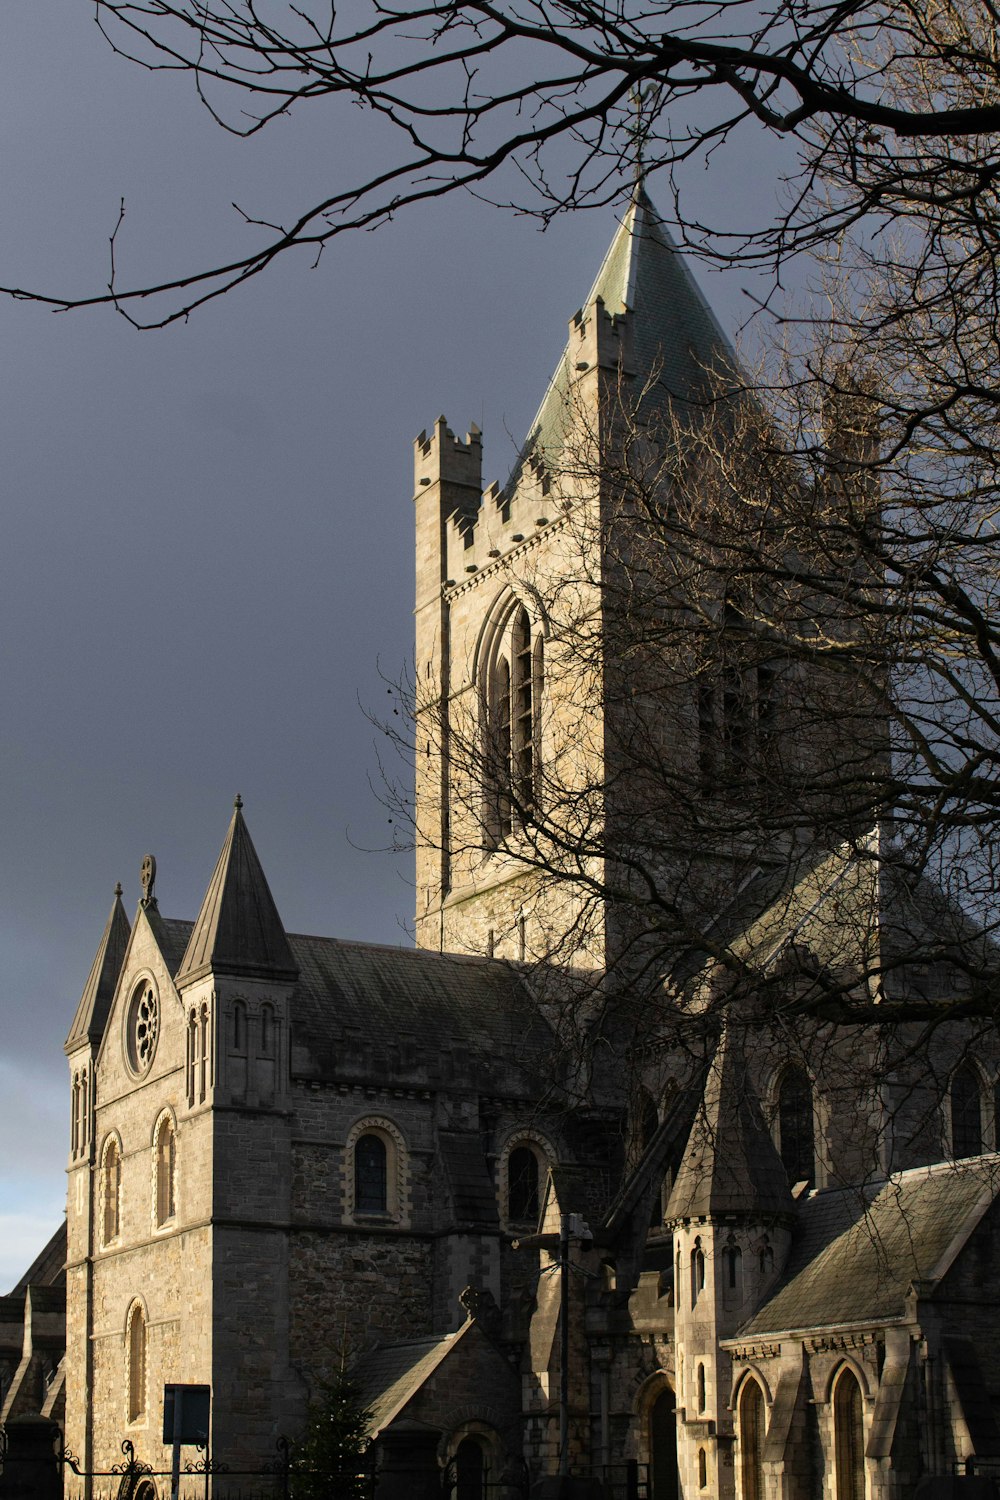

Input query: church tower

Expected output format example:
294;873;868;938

412;188;734;968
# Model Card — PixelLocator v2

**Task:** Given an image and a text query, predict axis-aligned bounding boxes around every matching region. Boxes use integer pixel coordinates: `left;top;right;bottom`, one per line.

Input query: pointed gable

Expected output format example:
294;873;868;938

64;886;131;1054
176;797;298;988
666;1026;793;1223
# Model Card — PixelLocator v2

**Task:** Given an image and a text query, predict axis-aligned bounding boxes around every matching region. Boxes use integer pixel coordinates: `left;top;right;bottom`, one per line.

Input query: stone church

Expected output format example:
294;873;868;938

9;186;1000;1500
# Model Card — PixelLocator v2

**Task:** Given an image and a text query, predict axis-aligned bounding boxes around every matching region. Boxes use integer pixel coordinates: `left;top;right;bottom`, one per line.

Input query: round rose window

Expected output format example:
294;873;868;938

125;981;159;1075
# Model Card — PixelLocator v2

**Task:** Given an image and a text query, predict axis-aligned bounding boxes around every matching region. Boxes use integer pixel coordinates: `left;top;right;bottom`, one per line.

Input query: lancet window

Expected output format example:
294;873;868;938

739;1379;766;1500
777;1066;815;1186
126;1301;147;1424
950;1064;984;1158
154;1114;176;1227
102;1135;122;1247
833;1367;865;1500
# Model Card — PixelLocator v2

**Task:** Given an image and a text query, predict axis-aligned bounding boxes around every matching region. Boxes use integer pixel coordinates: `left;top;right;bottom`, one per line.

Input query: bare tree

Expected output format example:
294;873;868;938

4;0;1000;323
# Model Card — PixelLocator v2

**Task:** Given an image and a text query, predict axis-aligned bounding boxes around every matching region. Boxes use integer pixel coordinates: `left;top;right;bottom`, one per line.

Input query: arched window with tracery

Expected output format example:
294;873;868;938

102;1135;122;1247
126;1301;147;1424
951;1064;984;1157
484;601;543;839
833;1367;865;1500
154;1114;176;1227
777;1067;815;1186
739;1378;766;1500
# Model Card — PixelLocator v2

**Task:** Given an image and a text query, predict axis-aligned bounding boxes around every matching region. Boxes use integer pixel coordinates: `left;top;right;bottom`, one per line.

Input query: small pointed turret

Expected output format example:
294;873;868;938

666;1026;792;1223
64;884;131;1053
176;797;298;989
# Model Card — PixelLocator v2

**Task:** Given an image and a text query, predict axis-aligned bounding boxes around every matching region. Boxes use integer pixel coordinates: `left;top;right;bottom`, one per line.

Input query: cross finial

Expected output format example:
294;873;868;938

140;854;157;909
628;85;656;187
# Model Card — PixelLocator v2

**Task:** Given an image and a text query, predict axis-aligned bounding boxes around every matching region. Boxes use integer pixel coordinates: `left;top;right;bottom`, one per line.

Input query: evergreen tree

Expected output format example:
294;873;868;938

289;1372;375;1500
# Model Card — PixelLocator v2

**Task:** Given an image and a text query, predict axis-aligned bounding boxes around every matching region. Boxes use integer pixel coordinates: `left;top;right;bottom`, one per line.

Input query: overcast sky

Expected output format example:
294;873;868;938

0;0;787;1288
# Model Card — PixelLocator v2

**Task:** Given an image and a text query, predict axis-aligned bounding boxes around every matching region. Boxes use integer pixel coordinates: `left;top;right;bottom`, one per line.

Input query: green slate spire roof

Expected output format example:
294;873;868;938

177;796;298;988
666;1025;793;1222
520;186;735;475
64;884;131;1053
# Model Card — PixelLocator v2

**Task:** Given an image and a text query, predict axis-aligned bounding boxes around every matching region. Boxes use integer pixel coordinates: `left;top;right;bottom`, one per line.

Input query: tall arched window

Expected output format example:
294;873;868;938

355;1134;388;1214
154;1115;176;1227
951;1065;983;1157
739;1379;766;1500
102;1136;122;1247
723;1238;744;1306
777;1067;815;1185
507;1145;540;1224
833;1368;865;1500
484;602;543;838
697;1363;706;1413
126;1302;147;1424
649;1388;678;1500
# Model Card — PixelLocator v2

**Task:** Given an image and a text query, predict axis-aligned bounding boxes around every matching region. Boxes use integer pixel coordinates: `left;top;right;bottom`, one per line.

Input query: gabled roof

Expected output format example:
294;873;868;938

176;798;298;988
351;1328;469;1436
287;936;556;1094
64;887;131;1054
665;1026;792;1222
521;186;734;477
736;1156;1000;1338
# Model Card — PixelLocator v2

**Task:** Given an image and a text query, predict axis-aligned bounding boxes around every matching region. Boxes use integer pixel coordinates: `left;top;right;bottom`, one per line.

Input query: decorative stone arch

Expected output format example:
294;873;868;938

124;1296;149;1427
819;1354;872;1406
343;1115;410;1226
150;1106;178;1230
732;1364;775;1409
99;1130;124;1248
497;1129;555;1231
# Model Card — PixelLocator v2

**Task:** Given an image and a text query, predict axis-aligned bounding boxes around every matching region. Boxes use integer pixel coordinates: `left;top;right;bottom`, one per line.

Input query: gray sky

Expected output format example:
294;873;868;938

0;0;784;1287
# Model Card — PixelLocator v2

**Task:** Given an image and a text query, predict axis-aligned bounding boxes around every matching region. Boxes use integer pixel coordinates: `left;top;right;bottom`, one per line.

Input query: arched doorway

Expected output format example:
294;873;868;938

454;1435;487;1500
649;1387;678;1500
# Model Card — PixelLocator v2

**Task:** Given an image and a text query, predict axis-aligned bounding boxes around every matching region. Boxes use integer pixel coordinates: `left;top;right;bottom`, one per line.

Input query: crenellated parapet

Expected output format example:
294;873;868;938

414;297;631;590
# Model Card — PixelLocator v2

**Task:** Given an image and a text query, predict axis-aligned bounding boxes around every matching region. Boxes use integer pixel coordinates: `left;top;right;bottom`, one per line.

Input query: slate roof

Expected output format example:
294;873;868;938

519;186;734;480
665;1027;792;1222
288;935;556;1092
148;913;195;980
351;1329;467;1435
737;1156;1000;1337
177;800;298;987
64;889;131;1053
675;830;1000;1003
7;1222;66;1297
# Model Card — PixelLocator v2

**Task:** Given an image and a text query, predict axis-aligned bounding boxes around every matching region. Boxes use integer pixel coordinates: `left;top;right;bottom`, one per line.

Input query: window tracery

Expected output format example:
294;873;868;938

483;600;544;839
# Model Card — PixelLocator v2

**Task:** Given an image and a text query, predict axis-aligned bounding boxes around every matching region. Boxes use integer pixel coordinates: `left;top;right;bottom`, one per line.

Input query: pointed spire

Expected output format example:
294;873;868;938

176;797;298;989
64;885;132;1054
665;1026;793;1223
516;189;735;483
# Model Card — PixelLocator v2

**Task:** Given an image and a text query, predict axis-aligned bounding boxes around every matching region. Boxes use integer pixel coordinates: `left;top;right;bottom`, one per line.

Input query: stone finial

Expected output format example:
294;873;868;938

114;882;123;899
140;854;157;910
234;793;243;810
